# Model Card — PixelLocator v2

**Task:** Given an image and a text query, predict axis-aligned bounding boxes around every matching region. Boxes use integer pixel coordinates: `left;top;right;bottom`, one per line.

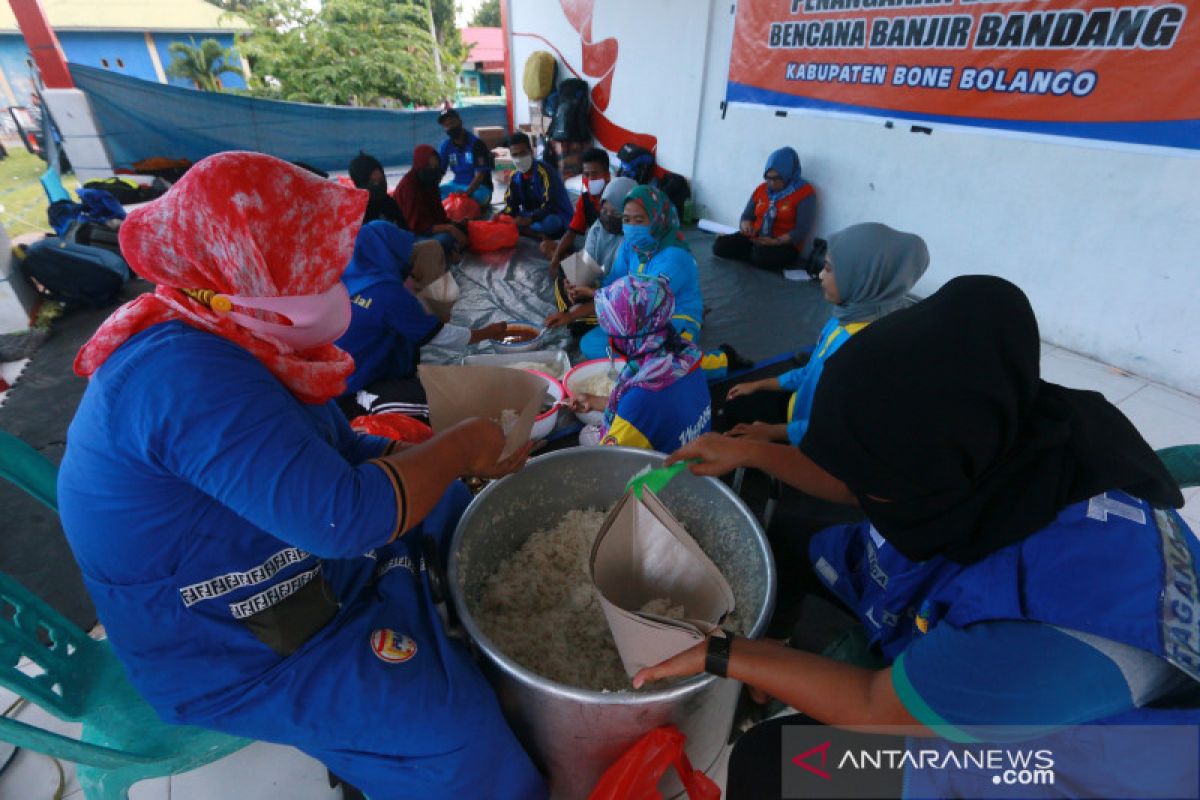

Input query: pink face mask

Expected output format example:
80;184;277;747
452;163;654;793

215;283;351;351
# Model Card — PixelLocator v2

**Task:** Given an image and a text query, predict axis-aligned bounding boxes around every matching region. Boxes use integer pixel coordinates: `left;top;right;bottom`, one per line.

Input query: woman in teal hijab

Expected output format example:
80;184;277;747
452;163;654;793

577;185;703;360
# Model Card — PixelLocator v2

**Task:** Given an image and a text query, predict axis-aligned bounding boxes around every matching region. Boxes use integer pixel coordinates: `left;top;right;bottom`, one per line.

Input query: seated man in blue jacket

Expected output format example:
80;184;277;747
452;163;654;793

500;132;572;239
437;109;494;210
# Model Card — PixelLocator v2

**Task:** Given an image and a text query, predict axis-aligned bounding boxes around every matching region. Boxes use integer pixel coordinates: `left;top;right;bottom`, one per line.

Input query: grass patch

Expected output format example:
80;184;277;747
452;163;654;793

0;149;79;238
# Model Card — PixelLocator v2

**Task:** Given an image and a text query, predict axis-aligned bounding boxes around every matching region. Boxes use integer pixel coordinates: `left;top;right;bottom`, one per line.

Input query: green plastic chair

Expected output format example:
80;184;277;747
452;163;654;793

1159;445;1200;491
0;430;249;799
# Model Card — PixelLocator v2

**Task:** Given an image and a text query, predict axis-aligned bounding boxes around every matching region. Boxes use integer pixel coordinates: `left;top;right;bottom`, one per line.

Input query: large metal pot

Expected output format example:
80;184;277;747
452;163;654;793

449;447;776;799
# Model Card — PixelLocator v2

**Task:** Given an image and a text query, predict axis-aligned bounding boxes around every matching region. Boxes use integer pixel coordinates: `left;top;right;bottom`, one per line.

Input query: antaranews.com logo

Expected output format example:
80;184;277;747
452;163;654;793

780;724;1198;800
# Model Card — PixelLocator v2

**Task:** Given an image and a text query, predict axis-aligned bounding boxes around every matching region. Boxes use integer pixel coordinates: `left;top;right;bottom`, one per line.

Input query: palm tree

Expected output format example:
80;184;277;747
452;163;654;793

166;38;243;92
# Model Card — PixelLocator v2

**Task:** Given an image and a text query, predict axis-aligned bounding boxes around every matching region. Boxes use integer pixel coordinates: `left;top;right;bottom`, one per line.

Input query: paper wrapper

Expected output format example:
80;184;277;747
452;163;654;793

590;488;735;678
417;364;544;458
417;272;460;323
561;249;604;288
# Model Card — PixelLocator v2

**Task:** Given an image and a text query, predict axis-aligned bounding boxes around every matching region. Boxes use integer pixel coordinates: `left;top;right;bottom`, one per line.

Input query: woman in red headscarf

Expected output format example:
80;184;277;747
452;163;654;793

392;144;468;257
58;152;545;800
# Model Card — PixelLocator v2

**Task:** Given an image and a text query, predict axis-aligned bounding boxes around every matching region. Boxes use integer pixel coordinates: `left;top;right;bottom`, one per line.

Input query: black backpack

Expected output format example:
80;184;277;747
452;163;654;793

549;78;591;142
18;238;130;308
616;143;656;184
654;172;691;224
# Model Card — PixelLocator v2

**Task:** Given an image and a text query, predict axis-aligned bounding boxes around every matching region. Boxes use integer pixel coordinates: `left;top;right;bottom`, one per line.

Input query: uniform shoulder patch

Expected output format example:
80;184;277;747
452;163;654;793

370;628;418;664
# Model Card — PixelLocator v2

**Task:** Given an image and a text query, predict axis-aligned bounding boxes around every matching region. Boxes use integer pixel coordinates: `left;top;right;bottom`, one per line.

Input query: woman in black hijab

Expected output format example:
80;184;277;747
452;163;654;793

348;150;407;228
635;276;1195;799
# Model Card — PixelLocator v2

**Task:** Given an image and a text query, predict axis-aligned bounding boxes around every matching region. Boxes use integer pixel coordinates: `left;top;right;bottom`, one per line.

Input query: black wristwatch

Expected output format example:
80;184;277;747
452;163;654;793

704;631;736;678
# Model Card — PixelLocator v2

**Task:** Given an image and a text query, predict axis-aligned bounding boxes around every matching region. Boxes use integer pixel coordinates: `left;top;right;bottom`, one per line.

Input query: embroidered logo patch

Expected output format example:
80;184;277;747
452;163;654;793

370;629;418;664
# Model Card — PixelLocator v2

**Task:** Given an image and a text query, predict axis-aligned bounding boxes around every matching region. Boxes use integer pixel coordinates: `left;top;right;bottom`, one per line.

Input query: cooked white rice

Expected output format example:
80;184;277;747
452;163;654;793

474;509;632;691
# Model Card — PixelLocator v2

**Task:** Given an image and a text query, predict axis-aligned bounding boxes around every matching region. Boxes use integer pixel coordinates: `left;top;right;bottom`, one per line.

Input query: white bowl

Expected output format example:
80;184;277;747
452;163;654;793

527;370;565;440
563;358;626;426
493;321;545;353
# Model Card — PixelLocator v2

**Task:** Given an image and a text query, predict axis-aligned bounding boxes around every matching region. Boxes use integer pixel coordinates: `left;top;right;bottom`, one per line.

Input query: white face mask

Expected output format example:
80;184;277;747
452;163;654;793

513;154;534;173
587;177;606;196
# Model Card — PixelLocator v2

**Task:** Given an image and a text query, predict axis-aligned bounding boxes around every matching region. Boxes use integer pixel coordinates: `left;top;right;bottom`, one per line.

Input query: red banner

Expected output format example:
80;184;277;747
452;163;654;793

727;0;1200;150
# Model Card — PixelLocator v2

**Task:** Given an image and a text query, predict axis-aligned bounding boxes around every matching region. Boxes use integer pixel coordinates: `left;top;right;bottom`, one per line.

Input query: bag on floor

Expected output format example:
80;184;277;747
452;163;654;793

443;192;482;222
349;413;433;444
549;78;591;142
82;177;141;205
467;215;519;252
616;143;656;184
73;221;124;259
654;172;691;225
522;51;557;100
18;238;129;308
588;725;720;800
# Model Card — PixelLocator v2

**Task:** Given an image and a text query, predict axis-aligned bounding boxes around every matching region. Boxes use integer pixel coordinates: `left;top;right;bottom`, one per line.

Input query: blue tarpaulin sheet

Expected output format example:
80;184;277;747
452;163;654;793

70;64;507;172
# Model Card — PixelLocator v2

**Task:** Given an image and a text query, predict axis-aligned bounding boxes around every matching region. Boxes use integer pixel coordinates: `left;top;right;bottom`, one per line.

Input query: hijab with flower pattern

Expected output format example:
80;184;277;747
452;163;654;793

75;151;366;404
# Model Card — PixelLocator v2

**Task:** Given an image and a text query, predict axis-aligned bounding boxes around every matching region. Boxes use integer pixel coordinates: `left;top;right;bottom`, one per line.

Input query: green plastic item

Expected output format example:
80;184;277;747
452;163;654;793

0;429;58;511
625;459;700;499
0;433;249;799
682;198;697;226
1158;445;1200;490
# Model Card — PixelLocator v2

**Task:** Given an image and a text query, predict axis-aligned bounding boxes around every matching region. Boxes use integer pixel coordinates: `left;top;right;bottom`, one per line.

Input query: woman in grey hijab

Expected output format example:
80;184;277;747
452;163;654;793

717;222;930;444
545;176;637;332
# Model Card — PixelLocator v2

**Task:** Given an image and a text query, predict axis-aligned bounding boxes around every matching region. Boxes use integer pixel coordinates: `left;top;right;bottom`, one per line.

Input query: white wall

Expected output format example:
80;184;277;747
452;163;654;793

508;0;1200;395
507;0;713;176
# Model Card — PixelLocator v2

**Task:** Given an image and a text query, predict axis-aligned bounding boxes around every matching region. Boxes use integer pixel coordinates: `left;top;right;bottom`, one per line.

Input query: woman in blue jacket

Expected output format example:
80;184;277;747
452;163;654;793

638;276;1196;799
575;185;748;376
719;223;929;445
336;220;506;417
58;154;544;800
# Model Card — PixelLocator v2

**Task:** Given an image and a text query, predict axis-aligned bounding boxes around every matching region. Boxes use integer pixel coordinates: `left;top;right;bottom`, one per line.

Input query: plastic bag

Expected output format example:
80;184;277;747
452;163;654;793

588;726;720;800
443;192;482;222
349;413;433;444
468;215;519;252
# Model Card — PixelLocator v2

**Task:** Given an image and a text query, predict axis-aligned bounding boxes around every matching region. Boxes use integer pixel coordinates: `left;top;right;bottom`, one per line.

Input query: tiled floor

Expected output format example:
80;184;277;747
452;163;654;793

1;344;1197;800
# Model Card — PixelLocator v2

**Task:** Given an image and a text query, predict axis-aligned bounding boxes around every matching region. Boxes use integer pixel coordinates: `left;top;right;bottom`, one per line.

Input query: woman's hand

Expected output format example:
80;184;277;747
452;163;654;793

666;433;754;477
726;381;759;401
470;440;536;480
569;393;606;413
739;219;756;237
569;284;596;302
544;310;573;329
514;215;533;227
632;640;708;689
728;422;787;442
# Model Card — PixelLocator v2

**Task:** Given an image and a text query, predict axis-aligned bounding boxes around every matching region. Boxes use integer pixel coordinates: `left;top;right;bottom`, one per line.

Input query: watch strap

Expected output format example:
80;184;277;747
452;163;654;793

704;631;735;678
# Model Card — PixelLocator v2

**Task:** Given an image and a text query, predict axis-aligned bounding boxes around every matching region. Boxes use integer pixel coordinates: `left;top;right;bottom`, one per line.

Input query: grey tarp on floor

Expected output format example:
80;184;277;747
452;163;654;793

0;230;831;630
425;229;831;364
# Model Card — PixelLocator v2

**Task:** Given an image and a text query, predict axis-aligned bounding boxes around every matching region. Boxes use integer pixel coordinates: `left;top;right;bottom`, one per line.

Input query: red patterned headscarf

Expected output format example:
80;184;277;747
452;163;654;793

74;151;367;404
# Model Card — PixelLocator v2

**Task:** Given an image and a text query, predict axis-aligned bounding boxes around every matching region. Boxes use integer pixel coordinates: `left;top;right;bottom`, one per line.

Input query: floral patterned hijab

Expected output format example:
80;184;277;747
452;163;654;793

595;275;702;429
75;151;366;404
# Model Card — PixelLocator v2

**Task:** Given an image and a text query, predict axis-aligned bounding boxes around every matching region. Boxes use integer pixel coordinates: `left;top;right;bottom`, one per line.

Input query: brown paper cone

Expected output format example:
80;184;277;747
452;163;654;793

417;364;545;458
590;488;736;677
561;250;604;288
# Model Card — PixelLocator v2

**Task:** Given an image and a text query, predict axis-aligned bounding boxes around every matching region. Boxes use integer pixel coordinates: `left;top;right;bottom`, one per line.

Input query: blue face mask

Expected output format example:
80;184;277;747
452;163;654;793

623;224;655;250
